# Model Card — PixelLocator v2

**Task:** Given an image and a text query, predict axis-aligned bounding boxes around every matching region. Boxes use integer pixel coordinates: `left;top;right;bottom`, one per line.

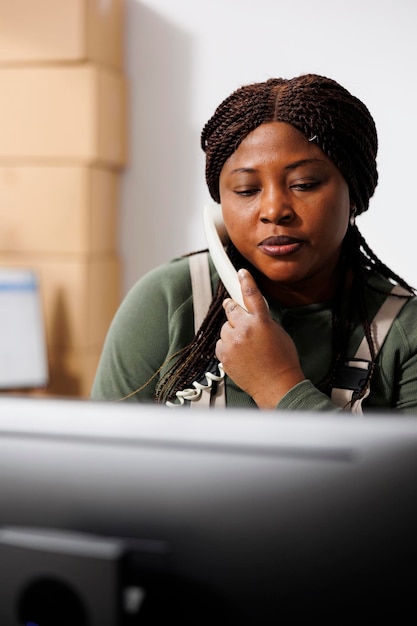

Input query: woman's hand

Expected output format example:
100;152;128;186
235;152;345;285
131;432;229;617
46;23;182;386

215;269;305;408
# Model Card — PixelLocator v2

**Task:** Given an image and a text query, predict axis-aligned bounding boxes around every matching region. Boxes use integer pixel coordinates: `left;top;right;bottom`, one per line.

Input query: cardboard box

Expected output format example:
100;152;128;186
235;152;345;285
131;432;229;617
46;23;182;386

0;165;119;253
0;253;120;350
46;346;102;397
23;346;102;398
0;65;127;167
0;0;124;69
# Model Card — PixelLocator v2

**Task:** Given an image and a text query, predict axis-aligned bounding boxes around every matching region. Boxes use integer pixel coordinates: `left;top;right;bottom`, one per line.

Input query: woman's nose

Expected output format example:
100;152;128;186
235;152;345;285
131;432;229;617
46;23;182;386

259;189;294;224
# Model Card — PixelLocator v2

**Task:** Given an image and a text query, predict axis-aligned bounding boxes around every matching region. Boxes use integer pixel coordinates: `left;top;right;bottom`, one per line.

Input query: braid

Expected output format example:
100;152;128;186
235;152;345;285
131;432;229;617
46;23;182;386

154;276;226;403
355;226;415;293
350;224;415;404
322;225;414;405
201;79;287;203
347;226;378;401
155;245;249;404
316;237;353;394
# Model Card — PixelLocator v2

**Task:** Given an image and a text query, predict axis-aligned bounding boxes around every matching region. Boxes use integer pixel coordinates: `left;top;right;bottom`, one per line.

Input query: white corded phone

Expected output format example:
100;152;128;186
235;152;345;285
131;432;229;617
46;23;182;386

203;203;247;310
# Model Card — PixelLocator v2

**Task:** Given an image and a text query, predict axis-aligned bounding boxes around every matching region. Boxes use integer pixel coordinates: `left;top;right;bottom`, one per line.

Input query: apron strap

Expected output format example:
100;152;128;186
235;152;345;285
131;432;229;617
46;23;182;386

189;252;213;332
188;253;226;408
331;285;411;414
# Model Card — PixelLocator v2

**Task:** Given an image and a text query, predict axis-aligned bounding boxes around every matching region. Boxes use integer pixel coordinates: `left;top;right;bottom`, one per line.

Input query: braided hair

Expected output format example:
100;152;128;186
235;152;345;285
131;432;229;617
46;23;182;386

202;75;378;215
155;74;414;405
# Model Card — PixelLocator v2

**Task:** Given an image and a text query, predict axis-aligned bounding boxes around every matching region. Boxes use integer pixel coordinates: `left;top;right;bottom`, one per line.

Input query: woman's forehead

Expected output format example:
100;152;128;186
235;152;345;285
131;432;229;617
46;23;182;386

222;122;329;170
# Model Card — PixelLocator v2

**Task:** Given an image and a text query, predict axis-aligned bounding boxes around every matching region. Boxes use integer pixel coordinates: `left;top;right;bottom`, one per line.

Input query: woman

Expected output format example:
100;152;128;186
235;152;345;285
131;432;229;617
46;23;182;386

91;74;417;412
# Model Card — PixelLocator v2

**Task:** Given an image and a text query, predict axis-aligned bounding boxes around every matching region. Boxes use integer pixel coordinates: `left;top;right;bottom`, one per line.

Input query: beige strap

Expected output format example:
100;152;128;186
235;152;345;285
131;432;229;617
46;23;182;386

194;386;212;408
188;253;226;408
189;252;213;332
355;285;411;360
331;285;411;413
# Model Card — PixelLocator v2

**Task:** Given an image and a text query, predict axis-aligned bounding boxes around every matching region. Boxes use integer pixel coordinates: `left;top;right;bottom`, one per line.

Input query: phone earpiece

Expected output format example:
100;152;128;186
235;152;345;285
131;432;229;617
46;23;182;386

204;203;269;312
203;203;247;310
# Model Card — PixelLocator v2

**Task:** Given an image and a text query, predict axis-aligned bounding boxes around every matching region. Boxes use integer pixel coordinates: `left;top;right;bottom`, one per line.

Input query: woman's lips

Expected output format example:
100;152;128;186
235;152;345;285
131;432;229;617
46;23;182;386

259;235;304;257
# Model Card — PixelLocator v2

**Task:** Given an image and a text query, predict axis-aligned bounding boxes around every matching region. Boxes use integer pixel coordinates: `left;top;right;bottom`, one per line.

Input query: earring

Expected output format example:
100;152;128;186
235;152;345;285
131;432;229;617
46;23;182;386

350;206;357;226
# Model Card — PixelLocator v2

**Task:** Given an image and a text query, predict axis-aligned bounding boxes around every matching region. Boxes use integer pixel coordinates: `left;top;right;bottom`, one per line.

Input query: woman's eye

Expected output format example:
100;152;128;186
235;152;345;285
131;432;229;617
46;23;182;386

234;188;259;196
291;181;319;191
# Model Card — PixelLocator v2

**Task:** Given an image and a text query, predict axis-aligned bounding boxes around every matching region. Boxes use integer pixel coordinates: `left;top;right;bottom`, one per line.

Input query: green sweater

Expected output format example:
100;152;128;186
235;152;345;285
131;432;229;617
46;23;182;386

91;253;417;412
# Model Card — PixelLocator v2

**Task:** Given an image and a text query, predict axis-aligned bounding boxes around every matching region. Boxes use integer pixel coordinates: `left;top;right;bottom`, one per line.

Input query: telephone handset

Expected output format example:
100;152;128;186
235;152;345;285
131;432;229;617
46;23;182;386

203;203;247;311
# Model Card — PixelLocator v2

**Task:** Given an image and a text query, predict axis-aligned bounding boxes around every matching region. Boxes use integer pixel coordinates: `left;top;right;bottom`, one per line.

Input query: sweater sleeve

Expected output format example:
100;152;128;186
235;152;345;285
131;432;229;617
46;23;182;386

91;258;195;402
276;380;342;412
377;296;417;412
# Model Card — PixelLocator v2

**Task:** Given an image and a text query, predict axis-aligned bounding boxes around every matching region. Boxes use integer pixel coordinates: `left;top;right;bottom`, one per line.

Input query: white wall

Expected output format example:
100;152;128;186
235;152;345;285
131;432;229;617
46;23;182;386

121;0;417;296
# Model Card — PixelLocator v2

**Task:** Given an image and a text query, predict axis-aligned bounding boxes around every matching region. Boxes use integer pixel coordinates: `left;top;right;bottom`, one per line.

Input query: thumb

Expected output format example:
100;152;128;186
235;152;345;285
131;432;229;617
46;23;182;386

238;268;269;315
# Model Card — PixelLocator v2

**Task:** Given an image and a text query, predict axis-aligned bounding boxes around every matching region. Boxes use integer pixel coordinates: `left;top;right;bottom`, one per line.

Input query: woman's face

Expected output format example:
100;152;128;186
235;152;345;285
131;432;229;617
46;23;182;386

219;122;351;306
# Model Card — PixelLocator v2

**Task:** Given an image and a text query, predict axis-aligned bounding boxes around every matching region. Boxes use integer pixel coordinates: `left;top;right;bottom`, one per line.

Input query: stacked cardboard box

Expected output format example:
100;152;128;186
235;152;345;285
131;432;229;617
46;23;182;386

0;0;127;397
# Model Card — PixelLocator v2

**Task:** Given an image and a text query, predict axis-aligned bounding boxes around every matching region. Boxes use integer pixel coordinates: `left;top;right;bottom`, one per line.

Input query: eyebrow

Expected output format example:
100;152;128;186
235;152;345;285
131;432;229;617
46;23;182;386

228;158;327;176
228;167;258;175
285;158;327;170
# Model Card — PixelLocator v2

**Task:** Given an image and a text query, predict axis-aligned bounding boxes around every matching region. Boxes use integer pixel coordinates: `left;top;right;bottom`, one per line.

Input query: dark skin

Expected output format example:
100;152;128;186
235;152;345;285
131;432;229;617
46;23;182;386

217;270;305;409
215;122;352;408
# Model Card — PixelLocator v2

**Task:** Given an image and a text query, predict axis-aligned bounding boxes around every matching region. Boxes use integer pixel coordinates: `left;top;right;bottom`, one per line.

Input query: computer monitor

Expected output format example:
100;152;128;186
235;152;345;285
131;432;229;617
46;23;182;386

0;269;48;390
0;396;416;625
